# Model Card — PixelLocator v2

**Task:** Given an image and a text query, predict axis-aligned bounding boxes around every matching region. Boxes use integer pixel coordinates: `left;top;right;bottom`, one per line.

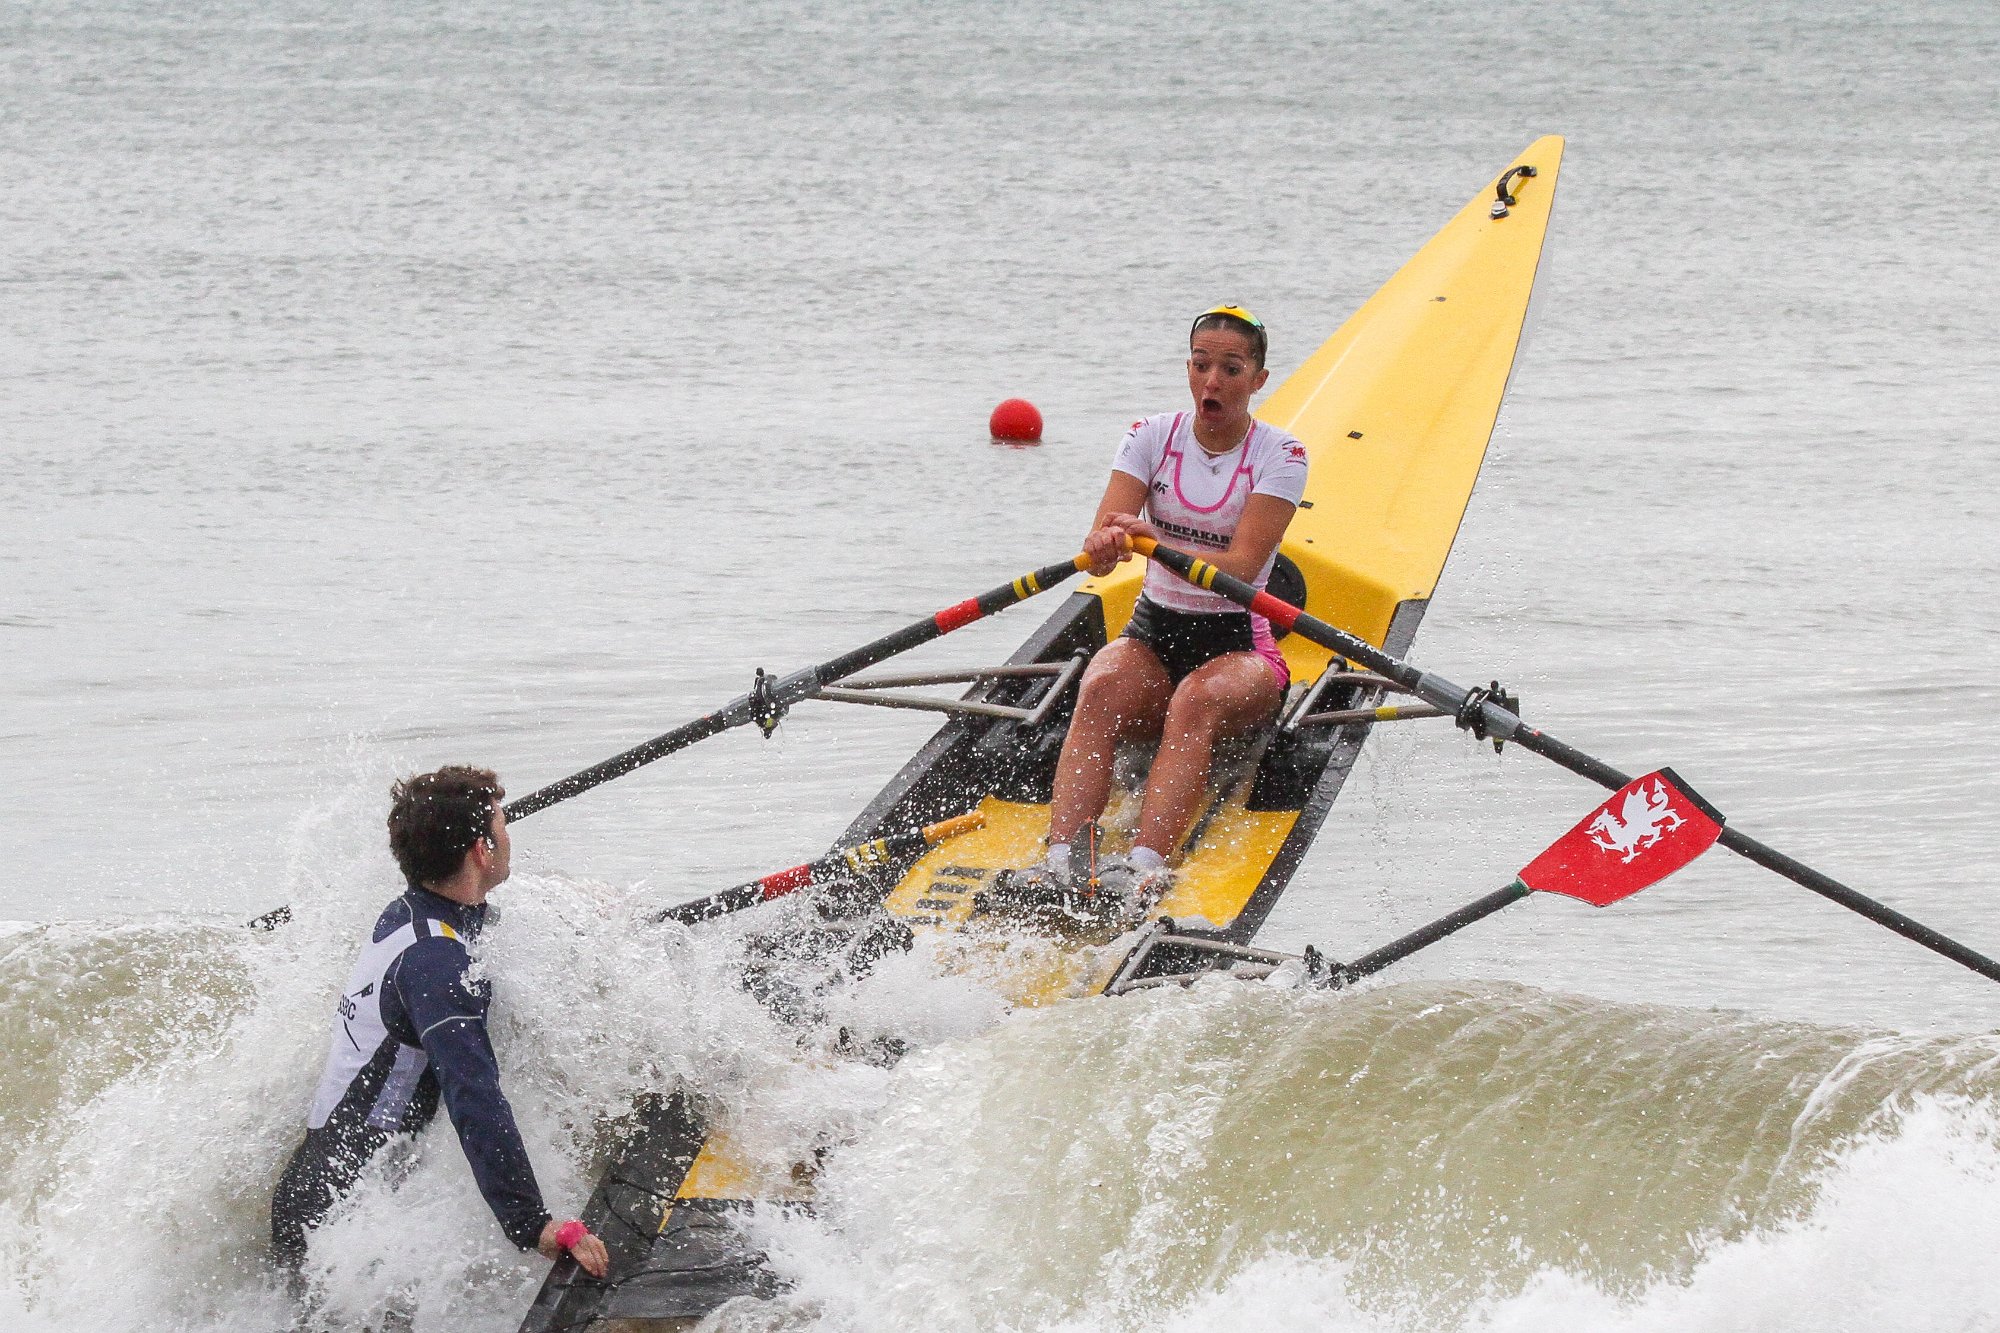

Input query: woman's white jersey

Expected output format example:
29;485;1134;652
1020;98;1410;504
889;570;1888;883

1111;411;1309;615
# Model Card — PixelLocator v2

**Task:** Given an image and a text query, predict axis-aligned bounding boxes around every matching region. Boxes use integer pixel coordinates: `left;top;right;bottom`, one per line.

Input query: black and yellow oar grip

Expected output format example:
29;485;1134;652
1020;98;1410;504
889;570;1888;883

1128;536;1300;628
841;809;987;872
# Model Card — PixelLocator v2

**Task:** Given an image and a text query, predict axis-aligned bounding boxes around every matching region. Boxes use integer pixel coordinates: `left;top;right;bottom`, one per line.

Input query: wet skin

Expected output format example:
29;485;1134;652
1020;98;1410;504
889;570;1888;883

1051;324;1297;860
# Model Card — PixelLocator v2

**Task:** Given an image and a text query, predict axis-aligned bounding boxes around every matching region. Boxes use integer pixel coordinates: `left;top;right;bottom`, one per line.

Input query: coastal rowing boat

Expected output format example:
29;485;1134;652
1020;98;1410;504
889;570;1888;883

518;136;1566;1331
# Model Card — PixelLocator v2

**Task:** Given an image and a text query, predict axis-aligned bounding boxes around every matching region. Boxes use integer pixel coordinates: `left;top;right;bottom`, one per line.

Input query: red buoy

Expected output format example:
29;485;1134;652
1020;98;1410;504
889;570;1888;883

989;398;1043;443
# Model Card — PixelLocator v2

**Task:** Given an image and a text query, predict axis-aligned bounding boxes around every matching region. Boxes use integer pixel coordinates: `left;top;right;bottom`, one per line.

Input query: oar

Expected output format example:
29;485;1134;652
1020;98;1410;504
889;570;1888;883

248;554;1090;928
1129;536;2000;986
501;554;1093;823
655;810;985;925
1319;768;1722;987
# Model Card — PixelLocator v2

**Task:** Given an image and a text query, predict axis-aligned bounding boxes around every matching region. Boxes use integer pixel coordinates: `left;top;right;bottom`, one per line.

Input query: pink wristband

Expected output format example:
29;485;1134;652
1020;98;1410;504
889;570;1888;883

554;1219;589;1251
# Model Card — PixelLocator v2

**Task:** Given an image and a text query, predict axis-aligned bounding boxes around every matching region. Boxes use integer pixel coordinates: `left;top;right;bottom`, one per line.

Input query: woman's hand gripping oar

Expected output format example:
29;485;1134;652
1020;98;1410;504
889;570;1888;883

501;553;1094;823
1128;535;2000;987
1316;769;1722;987
654;811;986;925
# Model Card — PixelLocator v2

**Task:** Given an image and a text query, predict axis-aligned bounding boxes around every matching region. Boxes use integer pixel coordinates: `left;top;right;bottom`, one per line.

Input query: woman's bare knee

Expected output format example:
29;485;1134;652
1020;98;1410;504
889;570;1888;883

1077;640;1172;722
1164;655;1280;739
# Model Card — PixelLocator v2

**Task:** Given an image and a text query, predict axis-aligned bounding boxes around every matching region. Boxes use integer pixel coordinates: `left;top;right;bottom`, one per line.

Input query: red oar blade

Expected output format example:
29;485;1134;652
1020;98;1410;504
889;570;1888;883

1519;767;1724;907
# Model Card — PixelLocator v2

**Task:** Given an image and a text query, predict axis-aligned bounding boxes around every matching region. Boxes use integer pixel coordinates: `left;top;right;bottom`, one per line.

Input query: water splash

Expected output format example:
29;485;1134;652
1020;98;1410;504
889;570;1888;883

739;978;2000;1332
7;892;2000;1331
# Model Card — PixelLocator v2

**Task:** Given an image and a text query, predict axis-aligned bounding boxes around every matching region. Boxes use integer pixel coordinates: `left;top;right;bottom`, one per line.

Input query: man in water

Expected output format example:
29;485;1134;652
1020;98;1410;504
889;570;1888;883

270;765;610;1281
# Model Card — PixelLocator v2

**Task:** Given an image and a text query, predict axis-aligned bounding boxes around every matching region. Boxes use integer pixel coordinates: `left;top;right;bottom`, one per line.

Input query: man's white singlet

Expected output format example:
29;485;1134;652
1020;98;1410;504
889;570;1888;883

307;913;462;1131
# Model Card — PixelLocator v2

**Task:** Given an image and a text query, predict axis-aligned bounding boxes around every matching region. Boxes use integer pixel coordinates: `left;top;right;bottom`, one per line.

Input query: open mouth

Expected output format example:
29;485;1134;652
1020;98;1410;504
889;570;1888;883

1200;396;1223;414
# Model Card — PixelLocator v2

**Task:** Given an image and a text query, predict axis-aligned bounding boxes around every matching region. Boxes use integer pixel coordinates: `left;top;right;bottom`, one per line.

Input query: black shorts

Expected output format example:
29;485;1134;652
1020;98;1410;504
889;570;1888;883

270;1122;394;1266
1120;596;1257;685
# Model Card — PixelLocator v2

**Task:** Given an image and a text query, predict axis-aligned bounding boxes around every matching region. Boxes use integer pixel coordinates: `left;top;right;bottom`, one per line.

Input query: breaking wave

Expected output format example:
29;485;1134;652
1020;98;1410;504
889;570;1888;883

7;885;2000;1332
736;978;2000;1332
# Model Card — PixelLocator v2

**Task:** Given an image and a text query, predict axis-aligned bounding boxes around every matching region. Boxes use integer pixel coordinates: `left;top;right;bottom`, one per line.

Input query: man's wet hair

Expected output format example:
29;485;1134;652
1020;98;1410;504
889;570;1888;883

387;766;505;889
1189;311;1268;369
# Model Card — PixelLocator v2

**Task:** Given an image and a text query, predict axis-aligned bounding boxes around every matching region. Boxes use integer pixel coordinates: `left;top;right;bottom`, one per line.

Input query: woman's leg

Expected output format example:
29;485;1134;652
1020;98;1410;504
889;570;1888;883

1048;639;1174;846
1134;652;1283;858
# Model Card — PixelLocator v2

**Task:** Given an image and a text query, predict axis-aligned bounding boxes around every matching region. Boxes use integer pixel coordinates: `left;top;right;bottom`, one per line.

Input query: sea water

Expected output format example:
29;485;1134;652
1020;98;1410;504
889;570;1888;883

3;0;1999;1328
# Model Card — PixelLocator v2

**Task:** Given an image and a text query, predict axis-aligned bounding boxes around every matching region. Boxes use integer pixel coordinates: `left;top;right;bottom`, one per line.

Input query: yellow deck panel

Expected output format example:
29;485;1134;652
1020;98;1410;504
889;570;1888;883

879;796;1048;926
1153;806;1302;928
879;797;1133;1006
674;1130;809;1204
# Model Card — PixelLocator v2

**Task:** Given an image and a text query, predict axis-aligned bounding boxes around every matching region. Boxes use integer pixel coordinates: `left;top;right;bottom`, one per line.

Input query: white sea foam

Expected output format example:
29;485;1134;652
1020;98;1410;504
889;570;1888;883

0;850;1051;1329
6;887;2000;1332
1431;1096;2000;1333
730;982;2000;1333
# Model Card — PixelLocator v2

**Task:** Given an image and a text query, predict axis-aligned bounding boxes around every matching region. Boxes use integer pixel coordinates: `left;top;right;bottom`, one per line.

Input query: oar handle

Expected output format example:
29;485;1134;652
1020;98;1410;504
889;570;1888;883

1129;536;2000;988
920;810;986;846
1127;534;1434;695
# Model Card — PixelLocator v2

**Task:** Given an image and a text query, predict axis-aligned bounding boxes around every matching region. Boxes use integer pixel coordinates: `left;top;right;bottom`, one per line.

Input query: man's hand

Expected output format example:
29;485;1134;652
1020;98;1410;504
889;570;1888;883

539;1218;610;1278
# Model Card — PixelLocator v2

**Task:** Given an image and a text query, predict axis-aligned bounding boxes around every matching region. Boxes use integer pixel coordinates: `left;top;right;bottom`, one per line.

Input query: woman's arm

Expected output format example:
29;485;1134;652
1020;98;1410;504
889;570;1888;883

1208;492;1297;582
1082;471;1153;576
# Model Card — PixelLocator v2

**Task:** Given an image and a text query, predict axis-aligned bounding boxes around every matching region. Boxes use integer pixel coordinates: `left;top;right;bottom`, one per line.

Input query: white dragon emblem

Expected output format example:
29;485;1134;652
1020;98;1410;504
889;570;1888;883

1587;779;1685;863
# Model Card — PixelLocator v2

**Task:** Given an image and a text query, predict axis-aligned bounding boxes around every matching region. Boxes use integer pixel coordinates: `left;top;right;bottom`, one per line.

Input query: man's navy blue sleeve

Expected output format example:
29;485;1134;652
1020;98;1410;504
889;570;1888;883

393;935;552;1250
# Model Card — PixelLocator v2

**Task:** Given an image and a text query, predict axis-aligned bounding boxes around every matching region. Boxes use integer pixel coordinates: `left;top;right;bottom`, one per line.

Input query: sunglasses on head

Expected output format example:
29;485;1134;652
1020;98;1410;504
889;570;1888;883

1192;304;1264;333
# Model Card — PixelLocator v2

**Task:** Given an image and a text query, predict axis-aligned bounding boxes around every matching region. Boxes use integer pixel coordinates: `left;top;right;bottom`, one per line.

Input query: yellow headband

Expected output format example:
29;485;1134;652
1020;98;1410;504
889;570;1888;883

1193;303;1264;331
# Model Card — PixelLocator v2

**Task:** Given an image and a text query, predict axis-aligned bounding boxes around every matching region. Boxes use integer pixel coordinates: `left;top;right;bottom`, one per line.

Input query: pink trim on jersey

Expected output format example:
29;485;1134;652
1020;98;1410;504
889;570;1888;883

1158;416;1257;515
1127;408;1300;623
1145;413;1188;506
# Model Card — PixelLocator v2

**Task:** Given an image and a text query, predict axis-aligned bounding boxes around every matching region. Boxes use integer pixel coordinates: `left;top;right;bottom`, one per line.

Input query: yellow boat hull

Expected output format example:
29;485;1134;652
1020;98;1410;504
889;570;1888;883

518;137;1565;1333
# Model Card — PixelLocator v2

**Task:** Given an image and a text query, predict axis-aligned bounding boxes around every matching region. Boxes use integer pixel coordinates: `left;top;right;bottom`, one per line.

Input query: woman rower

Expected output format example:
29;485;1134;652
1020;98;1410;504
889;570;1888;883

1007;305;1308;917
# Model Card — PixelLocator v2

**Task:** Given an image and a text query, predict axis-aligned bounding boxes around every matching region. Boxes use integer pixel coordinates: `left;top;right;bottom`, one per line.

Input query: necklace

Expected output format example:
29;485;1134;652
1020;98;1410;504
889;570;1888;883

1193;419;1251;458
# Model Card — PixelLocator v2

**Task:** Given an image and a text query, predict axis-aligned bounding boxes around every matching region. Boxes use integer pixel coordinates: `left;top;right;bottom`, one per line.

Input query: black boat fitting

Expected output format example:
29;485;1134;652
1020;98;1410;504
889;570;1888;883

1490;164;1538;218
1455;680;1522;753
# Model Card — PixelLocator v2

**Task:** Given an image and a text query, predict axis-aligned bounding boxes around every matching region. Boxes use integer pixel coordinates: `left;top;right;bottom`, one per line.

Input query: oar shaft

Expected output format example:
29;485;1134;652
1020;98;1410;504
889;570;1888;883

504;557;1089;822
1132;538;2000;987
655;878;768;926
654;811;985;925
1495;730;2000;983
504;705;748;822
1330;882;1530;987
1716;825;2000;984
813;559;1090;685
